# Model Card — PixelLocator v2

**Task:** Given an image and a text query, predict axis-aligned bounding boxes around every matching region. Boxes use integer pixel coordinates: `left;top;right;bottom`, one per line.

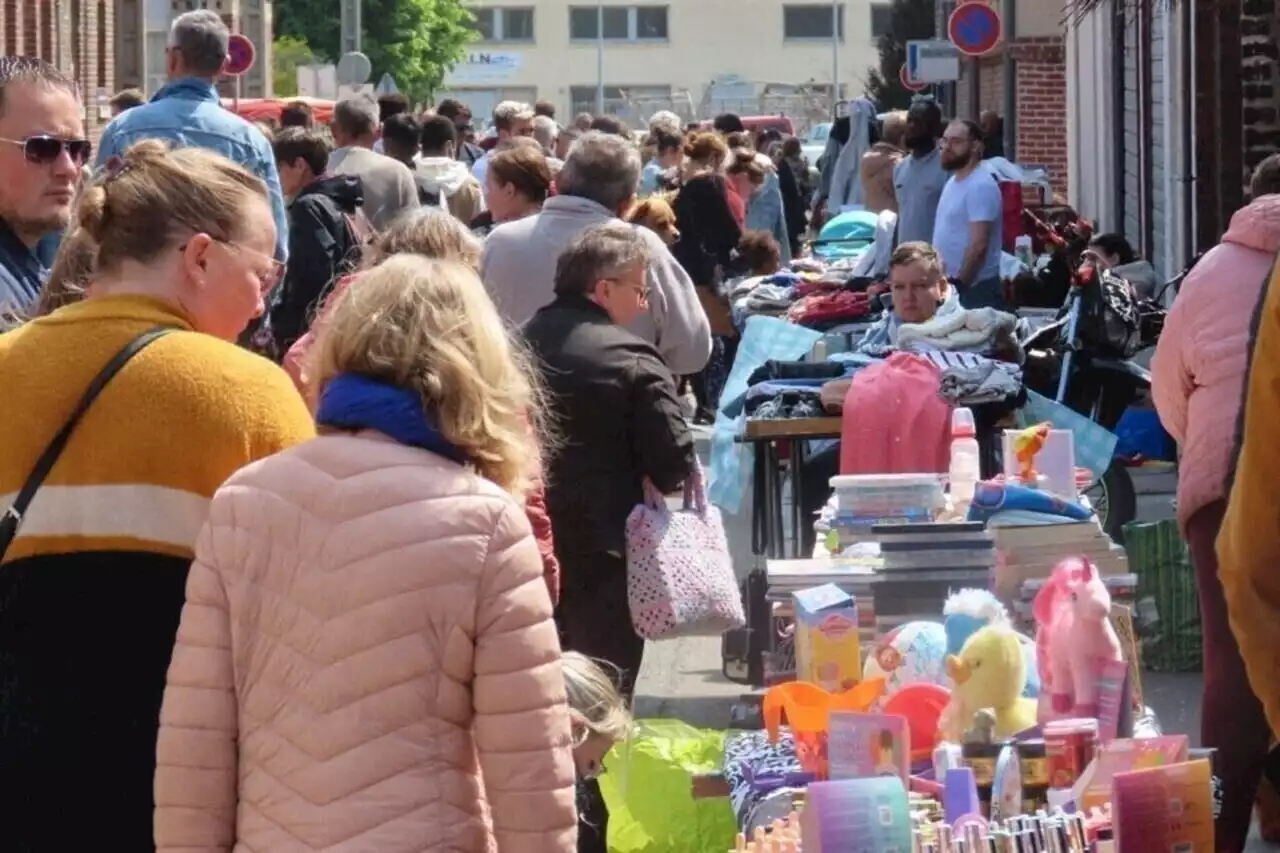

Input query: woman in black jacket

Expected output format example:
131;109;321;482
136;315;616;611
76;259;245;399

523;222;694;853
671;131;743;421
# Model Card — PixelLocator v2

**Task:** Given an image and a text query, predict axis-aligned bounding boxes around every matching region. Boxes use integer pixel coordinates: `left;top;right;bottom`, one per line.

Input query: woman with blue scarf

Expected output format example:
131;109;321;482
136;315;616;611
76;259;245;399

154;256;578;852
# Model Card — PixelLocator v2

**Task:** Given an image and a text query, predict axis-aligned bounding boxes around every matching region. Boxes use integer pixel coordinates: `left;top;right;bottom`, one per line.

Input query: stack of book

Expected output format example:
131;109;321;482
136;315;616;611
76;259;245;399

989;517;1130;608
1010;573;1140;636
871;522;996;634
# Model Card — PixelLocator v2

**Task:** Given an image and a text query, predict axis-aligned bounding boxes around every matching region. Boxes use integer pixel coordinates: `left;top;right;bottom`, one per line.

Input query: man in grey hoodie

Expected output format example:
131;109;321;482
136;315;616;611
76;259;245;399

482;131;712;376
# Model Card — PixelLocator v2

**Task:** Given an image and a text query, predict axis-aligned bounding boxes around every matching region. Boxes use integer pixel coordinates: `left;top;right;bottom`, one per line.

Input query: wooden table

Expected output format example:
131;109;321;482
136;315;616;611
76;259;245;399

739;416;842;560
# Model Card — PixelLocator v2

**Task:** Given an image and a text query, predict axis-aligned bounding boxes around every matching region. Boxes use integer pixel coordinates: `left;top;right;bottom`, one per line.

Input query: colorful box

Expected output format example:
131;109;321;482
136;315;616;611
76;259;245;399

1112;758;1214;853
793;583;863;693
827;711;910;785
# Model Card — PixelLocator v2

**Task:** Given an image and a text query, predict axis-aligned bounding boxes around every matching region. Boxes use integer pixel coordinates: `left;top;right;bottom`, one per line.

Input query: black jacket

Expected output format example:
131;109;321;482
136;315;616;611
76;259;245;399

672;173;742;288
523;295;695;557
269;174;364;353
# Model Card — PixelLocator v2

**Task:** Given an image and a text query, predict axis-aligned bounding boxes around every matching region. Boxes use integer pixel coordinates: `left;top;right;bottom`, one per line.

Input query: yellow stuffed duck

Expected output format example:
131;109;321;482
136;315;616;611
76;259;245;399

939;624;1039;743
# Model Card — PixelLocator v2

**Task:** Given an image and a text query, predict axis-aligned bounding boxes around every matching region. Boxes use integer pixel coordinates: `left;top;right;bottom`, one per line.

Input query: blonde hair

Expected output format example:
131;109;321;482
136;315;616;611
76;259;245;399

684;131;728;169
361;207;483;270
562;652;632;744
34;227;95;316
882;111;908;148
77;139;268;273
313;256;543;496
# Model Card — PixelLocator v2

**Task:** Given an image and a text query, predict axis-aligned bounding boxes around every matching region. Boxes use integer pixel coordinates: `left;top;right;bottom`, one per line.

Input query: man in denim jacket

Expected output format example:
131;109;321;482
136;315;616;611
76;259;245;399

96;10;287;262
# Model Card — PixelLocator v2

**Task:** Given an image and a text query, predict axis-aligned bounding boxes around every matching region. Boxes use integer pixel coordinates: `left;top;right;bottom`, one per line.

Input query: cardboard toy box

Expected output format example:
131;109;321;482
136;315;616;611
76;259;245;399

793;583;863;693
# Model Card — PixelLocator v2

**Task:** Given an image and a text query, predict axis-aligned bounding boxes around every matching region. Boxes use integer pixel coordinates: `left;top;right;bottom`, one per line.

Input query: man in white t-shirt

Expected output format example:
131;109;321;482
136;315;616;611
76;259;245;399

931;119;1006;310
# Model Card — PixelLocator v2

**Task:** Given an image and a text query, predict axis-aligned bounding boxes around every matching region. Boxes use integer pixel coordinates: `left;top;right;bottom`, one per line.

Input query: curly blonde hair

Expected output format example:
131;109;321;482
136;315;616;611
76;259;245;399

313;256;544;496
361;207;483;271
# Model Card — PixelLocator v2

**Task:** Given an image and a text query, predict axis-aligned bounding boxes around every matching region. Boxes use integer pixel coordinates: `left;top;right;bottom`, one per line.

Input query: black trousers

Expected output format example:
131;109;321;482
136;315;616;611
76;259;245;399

555;551;645;853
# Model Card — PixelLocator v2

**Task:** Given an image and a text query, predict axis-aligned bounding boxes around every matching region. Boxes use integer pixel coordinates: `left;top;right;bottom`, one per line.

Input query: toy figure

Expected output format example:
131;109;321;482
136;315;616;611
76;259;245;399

942;588;1040;699
1034;556;1124;718
1014;421;1053;486
874;729;898;777
940;625;1039;742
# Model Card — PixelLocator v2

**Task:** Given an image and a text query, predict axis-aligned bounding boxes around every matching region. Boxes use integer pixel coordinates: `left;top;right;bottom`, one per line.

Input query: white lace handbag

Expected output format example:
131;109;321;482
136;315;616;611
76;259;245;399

625;461;745;641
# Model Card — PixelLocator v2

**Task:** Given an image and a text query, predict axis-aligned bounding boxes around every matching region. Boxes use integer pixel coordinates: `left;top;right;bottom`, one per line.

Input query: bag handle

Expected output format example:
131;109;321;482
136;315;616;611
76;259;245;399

641;457;708;514
0;327;174;562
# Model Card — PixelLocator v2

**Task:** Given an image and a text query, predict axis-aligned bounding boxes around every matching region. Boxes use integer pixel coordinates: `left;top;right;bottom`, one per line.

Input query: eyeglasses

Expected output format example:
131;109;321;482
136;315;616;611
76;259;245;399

0;135;93;166
217;240;285;290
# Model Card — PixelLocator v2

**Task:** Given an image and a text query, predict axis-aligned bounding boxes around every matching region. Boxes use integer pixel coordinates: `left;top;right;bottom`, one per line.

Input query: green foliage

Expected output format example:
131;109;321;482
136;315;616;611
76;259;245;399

272;35;316;97
274;0;475;101
865;0;938;109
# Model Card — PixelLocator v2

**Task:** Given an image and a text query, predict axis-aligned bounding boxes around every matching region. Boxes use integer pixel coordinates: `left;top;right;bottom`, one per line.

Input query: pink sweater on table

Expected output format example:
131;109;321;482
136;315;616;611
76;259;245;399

1151;193;1280;532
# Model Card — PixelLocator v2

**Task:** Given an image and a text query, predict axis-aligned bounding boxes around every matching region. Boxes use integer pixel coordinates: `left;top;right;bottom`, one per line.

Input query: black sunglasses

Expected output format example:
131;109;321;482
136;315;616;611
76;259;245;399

0;134;93;166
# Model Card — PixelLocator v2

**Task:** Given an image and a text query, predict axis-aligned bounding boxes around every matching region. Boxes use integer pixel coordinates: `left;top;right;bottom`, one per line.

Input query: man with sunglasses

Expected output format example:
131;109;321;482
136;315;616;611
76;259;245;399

0;57;86;320
96;10;288;264
434;98;484;168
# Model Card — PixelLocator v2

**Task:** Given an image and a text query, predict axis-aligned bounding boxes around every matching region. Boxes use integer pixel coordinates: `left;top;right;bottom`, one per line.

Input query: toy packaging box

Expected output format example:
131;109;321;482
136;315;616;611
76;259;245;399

1112;758;1213;852
793;583;863;693
826;710;910;785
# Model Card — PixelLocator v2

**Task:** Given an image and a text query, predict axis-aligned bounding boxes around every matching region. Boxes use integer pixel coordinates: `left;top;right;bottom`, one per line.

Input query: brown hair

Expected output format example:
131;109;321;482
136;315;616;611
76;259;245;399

108;88;146;112
725;131;751;150
361;207;483;271
881;111;908;148
889;241;945;277
76;139;269;273
279;100;314;129
1251;153;1280;199
684;131;728;168
736;230;781;275
726;148;767;185
488;145;553;205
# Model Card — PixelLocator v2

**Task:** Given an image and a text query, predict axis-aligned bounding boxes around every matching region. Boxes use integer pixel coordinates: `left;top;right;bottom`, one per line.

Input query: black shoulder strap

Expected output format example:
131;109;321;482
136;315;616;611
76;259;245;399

0;326;174;560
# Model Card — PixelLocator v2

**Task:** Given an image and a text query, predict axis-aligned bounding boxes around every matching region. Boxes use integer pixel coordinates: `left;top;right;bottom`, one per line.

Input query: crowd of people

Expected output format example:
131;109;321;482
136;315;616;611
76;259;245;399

7;6;1280;853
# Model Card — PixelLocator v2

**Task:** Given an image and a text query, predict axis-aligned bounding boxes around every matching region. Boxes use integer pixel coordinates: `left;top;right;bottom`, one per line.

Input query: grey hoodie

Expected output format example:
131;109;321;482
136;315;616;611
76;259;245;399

482;195;713;375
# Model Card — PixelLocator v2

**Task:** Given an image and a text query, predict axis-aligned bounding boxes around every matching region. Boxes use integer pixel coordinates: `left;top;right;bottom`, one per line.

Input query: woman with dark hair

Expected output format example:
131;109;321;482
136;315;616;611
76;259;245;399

814;115;852;226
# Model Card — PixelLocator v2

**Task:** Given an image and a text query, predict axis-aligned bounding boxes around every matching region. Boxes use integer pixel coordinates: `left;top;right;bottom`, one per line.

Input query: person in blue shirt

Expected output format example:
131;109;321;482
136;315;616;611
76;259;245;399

0;57;88;322
96;10;288;263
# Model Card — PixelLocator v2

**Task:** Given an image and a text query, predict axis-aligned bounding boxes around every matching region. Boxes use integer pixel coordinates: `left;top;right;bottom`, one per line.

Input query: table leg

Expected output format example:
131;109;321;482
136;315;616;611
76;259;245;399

790;438;808;558
751;441;768;557
768;441;786;559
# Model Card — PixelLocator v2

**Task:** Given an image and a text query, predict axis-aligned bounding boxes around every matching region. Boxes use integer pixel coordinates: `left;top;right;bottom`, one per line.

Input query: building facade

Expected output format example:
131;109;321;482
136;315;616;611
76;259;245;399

948;0;1071;200
439;0;889;130
115;0;273;100
1;0;117;142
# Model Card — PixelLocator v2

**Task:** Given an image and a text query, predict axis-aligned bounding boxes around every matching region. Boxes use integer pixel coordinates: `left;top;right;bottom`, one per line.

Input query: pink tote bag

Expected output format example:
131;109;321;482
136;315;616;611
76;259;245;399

625;461;745;641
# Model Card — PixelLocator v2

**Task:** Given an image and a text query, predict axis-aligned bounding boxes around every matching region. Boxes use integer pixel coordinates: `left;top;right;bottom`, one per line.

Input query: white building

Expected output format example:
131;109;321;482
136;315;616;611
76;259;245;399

439;0;890;129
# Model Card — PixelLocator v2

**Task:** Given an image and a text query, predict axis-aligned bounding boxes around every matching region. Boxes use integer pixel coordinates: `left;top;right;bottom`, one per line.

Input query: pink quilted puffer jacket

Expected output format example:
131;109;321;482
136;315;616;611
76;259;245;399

1152;193;1280;533
154;431;577;853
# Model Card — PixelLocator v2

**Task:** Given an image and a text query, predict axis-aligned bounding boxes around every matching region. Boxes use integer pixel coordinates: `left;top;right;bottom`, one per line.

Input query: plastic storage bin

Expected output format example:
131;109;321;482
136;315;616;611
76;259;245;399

829;473;945;519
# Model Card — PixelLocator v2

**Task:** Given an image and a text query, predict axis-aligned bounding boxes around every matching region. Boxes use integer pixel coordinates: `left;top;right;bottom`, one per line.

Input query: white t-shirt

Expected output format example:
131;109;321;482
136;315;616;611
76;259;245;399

931;168;1003;283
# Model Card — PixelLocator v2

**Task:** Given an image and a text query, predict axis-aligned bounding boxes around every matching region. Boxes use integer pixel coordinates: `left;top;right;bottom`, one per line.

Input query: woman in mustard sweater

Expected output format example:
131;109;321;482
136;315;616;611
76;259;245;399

0;140;314;851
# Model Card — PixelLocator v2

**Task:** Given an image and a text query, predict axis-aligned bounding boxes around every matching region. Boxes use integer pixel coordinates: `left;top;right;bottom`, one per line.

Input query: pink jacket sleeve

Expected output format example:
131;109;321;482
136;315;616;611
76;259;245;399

154;521;238;853
1151;286;1196;444
473;503;578;852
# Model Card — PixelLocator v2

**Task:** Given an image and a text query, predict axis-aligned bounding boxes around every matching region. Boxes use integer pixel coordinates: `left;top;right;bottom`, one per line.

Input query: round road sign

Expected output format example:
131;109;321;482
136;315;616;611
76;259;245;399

948;2;1002;56
337;51;373;86
900;65;927;93
223;34;256;76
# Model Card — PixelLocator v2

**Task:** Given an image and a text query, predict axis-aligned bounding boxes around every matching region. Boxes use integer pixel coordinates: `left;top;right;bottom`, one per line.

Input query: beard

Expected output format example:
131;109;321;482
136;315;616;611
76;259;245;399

941;150;969;171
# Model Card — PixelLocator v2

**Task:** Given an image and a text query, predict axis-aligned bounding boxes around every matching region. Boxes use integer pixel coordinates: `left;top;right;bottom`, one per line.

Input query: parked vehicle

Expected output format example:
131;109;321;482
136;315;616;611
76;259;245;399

800;121;831;165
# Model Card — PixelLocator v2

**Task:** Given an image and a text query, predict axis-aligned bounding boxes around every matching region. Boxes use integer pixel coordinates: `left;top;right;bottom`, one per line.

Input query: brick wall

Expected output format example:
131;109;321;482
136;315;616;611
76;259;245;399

1012;36;1068;199
953;36;1069;199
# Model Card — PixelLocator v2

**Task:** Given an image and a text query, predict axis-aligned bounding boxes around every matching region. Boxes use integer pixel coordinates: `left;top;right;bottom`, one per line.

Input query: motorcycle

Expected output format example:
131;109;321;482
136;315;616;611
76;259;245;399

1013;211;1187;541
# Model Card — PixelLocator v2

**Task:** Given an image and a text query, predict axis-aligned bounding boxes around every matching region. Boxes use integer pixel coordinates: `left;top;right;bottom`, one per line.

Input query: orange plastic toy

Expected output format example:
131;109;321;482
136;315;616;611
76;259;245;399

762;678;886;778
882;682;951;763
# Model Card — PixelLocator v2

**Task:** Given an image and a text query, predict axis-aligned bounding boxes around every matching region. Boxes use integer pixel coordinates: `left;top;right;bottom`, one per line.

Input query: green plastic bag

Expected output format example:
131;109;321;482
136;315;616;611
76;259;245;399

1123;518;1202;672
598;719;737;853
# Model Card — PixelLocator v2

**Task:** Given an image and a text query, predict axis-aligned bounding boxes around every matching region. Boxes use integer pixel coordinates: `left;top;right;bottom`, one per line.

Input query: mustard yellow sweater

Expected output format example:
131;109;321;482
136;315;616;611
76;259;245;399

0;294;315;849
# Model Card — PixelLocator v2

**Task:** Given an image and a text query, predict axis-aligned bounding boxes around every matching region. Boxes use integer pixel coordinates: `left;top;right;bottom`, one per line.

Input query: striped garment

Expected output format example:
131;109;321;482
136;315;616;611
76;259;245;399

0;294;315;851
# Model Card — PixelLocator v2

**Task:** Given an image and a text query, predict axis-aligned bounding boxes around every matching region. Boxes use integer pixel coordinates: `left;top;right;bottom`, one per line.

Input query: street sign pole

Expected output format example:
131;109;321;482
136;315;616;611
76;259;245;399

596;0;605;114
830;0;839;106
340;0;363;55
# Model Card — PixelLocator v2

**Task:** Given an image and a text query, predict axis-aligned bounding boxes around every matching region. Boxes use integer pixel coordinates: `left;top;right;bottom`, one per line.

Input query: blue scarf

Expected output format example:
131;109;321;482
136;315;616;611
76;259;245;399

315;373;468;466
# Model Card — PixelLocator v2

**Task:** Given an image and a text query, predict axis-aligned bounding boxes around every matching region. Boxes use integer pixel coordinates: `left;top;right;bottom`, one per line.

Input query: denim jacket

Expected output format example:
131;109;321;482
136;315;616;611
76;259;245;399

745;169;792;265
0;218;58;322
96;78;288;262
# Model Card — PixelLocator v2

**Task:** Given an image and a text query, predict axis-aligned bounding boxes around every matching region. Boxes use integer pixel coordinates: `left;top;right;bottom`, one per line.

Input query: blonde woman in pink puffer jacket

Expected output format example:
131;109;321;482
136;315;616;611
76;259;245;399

1151;155;1280;853
154;256;577;852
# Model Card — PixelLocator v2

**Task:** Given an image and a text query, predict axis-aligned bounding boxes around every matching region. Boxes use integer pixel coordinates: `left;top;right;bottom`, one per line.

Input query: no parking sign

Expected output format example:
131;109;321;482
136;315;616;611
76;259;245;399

948;2;1002;57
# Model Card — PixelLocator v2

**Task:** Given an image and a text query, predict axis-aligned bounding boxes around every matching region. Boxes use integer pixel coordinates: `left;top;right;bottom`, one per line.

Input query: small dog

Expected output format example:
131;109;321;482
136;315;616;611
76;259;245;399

626;194;681;247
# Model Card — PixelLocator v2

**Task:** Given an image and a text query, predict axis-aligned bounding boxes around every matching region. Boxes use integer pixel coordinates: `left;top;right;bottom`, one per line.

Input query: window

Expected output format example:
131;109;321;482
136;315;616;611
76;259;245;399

569;5;669;41
870;3;893;39
469;6;535;42
783;4;844;40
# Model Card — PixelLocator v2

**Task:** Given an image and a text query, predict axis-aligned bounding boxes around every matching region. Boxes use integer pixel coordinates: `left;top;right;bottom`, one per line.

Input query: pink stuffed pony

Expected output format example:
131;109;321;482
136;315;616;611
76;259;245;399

1033;556;1123;718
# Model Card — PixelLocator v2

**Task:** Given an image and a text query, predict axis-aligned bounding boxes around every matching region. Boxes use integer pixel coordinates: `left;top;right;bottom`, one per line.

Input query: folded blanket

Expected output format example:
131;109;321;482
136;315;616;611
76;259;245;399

897;306;1021;359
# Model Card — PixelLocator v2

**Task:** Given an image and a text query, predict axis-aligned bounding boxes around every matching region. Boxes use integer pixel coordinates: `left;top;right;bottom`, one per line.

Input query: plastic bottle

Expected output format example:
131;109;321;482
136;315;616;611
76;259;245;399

949;407;981;510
